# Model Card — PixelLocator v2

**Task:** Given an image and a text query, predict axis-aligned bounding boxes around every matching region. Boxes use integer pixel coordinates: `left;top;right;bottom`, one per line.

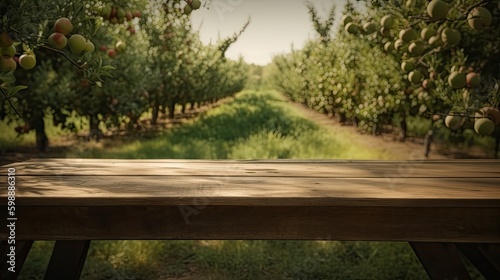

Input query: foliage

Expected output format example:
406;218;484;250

270;0;500;155
1;0;249;152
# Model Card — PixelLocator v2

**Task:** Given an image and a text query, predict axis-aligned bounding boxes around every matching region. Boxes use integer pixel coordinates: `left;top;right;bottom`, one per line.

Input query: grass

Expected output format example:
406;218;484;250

0;109;91;153
68;90;386;160
14;89;485;279
22;241;428;280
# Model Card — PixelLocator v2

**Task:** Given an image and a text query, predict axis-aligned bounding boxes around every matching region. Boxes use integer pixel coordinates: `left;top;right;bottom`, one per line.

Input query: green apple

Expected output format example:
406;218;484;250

85;41;95;53
401;61;415;72
474;118;495;135
192;0;202;9
115;41;126;52
184;4;193;15
342;15;353;26
345;23;359;34
406;0;416;9
0;45;16;58
448;71;466;89
441;28;461;45
476;107;500;125
420;27;436;40
19;54;36;70
445;115;462;130
68;34;87;54
427;0;449;20
117;7;126;19
428;35;443;48
384;41;394;52
0;57;17;72
408;70;423;83
394;39;404;50
380;15;396;29
468;7;492;30
408;42;425;56
100;5;112;18
379;27;391;37
399;28;417;43
422;79;435;90
363;22;376;34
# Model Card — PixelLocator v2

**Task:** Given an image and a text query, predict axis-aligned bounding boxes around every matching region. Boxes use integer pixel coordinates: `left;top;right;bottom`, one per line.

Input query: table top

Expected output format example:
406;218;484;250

2;159;500;207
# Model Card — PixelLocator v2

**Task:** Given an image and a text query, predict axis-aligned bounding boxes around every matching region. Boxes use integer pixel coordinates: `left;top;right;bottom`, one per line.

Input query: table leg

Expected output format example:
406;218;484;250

409;242;471;280
1;240;34;280
43;240;91;280
455;243;500;279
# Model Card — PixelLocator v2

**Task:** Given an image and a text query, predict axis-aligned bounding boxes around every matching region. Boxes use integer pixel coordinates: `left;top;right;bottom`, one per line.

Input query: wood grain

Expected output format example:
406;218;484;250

4;175;500;207
0;206;498;242
2;159;500;178
0;159;499;242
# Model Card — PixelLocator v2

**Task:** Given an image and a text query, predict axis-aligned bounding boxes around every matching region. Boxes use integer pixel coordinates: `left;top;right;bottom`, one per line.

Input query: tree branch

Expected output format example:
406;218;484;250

0;87;23;119
40;45;85;70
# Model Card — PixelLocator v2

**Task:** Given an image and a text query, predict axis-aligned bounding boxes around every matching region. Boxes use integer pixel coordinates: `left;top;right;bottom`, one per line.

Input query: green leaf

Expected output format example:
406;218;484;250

100;65;116;71
99;72;114;78
8;85;28;95
0;75;16;84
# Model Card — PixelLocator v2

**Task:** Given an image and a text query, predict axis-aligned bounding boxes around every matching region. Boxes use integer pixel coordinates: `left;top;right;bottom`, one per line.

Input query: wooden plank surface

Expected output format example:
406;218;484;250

0;159;499;207
0;159;499;242
2;206;499;242
2;158;500;178
5;175;500;207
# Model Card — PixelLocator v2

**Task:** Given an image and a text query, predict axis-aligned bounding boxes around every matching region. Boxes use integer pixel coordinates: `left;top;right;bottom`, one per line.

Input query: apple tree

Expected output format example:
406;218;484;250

0;0;115;151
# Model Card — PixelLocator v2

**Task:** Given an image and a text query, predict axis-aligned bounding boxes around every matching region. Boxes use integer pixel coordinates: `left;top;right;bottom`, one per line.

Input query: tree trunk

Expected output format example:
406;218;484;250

339;112;347;125
88;115;103;142
169;101;176;119
399;116;407;142
353;117;359;127
181;103;186;114
127;116;140;131
424;130;433;158
32;111;48;152
151;103;159;125
160;104;166;117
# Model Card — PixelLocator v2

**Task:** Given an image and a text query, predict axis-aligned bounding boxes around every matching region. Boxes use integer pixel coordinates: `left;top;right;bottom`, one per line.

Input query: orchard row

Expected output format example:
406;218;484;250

271;0;499;150
0;0;247;151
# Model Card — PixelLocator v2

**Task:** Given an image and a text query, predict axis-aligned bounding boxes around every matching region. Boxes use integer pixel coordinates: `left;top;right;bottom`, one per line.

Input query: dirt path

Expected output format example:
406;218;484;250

285;100;450;160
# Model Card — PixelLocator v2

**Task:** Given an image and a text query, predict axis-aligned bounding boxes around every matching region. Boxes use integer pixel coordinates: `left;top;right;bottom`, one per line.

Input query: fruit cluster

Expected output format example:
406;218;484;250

48;17;95;55
98;4;141;24
183;0;202;15
342;0;499;136
99;40;126;58
0;32;37;73
444;106;500;136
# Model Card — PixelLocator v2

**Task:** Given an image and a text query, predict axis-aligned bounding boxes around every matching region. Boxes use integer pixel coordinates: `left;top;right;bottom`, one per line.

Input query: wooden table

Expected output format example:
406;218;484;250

1;159;500;279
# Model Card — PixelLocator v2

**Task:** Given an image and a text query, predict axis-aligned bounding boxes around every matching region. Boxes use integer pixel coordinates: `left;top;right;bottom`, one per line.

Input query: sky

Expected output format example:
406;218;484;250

191;0;363;66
